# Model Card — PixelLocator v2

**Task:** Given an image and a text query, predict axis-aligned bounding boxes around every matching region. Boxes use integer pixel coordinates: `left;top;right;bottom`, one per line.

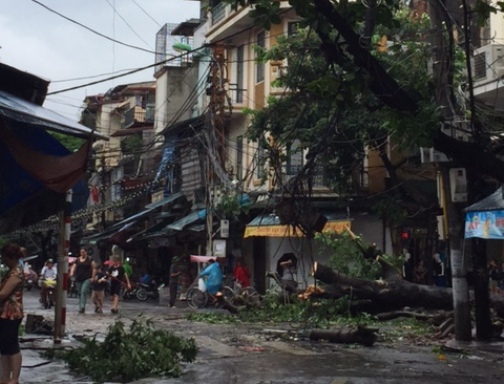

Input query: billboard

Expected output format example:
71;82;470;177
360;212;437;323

464;210;504;239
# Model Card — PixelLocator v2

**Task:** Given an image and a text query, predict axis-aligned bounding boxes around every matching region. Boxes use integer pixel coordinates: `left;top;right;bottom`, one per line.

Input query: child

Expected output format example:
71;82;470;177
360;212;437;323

106;255;131;314
91;264;107;314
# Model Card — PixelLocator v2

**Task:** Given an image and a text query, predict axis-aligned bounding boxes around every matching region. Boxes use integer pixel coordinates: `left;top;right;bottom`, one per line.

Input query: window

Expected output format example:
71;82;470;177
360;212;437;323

256;140;266;179
236;136;243;181
288;22;300;37
286;140;303;175
256;31;265;83
236;45;244;103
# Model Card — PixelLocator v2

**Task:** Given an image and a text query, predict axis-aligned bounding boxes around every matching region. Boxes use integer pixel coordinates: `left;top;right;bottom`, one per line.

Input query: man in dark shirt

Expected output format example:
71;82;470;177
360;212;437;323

169;256;181;308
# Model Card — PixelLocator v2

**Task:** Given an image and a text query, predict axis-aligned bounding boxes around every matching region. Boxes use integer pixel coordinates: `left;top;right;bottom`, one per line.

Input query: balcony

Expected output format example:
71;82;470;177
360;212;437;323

122;106;155;129
228;83;247;109
283;164;330;189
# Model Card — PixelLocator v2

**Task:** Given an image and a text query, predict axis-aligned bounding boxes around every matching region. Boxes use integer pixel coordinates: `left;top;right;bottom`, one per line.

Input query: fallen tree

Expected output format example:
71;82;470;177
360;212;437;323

313;262;504;318
308;326;378;347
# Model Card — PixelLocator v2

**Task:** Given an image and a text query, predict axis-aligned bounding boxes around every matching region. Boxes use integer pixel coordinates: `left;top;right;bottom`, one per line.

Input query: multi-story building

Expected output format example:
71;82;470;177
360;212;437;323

198;0;440;292
80;81;156;228
473;11;504;110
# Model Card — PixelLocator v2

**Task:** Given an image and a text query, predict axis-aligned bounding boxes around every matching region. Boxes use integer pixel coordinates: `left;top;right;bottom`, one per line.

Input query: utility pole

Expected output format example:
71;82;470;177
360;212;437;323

440;166;472;341
54;190;72;343
100;154;107;230
205;44;228;256
428;0;472;341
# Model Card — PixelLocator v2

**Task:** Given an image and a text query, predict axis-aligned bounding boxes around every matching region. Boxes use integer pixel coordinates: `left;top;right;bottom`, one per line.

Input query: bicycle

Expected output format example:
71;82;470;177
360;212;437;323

185;282;242;309
224;280;260;305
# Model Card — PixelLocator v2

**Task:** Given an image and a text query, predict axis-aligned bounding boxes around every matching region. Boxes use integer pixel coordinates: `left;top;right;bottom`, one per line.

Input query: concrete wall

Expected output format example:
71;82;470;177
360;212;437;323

166;65;199;125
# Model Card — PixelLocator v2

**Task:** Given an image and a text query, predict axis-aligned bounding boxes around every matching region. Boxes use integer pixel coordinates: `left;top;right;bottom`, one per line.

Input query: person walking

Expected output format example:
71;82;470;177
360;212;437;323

168;256;181;308
107;255;131;314
91;264;107;314
0;243;25;384
70;248;94;314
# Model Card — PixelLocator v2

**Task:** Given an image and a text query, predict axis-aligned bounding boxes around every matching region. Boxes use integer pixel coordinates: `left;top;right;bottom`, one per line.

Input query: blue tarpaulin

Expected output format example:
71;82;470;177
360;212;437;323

0;117;90;233
0;91;103;233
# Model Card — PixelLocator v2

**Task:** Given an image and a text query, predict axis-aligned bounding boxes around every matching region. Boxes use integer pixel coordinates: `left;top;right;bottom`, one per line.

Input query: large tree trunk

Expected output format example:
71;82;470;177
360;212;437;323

313;262;504;318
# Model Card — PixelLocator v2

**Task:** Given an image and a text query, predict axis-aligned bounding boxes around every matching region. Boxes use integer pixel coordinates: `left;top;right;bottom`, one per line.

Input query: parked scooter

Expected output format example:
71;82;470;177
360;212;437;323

136;276;163;301
122;282;141;300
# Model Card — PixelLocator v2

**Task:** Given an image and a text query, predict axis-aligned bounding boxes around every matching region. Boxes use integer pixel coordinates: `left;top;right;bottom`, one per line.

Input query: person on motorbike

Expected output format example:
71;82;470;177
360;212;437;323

199;259;223;302
40;259;57;307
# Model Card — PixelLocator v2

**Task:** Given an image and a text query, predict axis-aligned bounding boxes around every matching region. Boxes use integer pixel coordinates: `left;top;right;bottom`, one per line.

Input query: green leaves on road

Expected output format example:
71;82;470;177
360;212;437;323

43;319;198;383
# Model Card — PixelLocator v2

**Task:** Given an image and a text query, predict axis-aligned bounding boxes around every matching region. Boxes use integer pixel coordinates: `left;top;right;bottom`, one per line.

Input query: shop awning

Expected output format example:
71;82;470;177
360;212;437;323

465;188;504;213
82;193;184;244
145;192;184;210
126;217;176;242
166;209;207;231
0;90;107;140
243;213;351;238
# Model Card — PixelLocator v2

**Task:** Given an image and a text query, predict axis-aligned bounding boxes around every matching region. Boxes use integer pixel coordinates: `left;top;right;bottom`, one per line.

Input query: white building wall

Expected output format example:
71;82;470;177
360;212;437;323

259;214;392;291
489;10;504;42
154;70;169;137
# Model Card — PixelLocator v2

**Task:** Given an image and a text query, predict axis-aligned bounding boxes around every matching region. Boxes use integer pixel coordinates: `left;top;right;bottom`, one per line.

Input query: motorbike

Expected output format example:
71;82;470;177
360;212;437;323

136;276;163;301
122;282;141;300
42;278;56;309
24;271;38;291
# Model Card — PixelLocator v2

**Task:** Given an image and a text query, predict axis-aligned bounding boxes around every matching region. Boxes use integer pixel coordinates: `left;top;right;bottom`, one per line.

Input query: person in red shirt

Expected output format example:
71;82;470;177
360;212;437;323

233;259;251;288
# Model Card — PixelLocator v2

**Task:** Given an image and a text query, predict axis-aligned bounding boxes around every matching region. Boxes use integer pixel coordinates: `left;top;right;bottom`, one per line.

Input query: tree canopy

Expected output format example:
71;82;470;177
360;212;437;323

228;0;504;182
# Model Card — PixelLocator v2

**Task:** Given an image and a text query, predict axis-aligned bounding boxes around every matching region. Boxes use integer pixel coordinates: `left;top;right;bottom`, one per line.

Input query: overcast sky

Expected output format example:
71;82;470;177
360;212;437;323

0;0;200;120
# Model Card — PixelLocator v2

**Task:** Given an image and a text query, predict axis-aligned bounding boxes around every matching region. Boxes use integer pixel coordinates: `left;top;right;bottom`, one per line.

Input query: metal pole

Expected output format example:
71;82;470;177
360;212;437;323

54;190;72;343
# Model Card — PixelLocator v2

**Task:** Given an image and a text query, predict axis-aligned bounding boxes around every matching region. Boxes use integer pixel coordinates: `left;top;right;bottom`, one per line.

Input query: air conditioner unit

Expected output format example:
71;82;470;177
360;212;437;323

449;168;468;203
420;147;449;163
472;44;504;86
442;120;472;142
220;219;229;238
270;61;287;94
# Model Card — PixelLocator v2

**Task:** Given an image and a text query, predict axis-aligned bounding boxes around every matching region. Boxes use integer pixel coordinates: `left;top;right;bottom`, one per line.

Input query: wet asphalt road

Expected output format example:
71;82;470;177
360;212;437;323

17;289;504;383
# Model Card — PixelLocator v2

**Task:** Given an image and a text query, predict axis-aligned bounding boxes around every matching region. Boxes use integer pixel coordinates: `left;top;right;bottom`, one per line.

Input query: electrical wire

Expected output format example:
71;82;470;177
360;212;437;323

130;0;162;27
30;0;158;55
105;0;153;49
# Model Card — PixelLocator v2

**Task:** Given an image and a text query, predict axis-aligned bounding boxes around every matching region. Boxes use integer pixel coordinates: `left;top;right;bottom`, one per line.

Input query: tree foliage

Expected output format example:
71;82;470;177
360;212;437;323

228;0;504;183
44;319;198;383
246;5;442;194
49;131;85;152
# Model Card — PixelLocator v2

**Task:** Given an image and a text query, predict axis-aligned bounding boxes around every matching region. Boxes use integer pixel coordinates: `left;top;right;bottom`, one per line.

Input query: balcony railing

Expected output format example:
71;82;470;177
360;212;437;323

228;83;247;106
122;107;155;128
283;165;329;188
211;2;226;25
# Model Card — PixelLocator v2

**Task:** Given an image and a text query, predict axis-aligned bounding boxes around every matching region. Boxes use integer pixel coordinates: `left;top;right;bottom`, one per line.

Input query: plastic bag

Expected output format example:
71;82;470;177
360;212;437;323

198;278;207;292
